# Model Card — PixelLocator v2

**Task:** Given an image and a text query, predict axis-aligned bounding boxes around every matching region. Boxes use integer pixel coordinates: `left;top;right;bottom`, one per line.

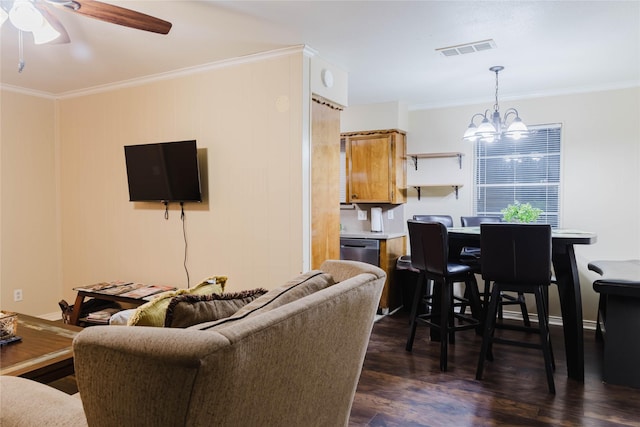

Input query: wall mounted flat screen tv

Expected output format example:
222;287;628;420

124;140;202;203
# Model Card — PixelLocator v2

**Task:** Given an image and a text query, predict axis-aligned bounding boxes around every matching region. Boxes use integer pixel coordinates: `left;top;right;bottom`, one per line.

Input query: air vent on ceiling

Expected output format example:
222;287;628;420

436;39;497;57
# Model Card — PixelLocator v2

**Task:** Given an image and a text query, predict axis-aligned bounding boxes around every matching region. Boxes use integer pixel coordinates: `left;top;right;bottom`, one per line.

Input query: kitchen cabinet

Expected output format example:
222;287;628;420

342;129;406;204
379;235;406;313
339;232;406;313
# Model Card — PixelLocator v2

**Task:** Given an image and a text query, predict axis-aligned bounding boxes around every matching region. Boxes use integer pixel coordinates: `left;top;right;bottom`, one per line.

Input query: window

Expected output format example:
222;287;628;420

474;124;561;227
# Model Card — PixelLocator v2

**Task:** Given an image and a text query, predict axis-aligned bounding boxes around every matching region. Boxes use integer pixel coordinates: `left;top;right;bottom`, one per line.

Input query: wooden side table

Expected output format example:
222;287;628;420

69;283;177;326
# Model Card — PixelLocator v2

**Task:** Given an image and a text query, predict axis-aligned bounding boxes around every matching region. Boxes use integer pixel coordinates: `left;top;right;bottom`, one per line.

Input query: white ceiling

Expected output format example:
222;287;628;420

1;0;639;108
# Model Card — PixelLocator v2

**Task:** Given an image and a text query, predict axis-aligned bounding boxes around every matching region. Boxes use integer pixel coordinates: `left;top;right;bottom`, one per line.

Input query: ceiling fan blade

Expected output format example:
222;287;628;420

69;0;172;34
33;2;71;44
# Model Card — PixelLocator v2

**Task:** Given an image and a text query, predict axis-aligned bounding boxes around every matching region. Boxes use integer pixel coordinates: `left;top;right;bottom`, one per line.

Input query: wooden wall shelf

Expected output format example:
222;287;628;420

409;184;464;200
407;152;463;170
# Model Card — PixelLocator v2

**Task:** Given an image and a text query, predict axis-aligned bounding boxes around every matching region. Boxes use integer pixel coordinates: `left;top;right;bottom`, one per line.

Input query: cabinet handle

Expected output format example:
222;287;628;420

352;194;358;199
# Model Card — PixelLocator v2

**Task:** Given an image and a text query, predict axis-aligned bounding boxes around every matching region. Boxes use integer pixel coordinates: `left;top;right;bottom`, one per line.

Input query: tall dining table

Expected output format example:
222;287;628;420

447;226;597;382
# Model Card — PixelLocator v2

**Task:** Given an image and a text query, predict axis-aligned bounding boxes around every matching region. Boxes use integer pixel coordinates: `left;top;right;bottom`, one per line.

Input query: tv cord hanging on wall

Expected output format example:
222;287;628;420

162;201;191;288
181;202;191;288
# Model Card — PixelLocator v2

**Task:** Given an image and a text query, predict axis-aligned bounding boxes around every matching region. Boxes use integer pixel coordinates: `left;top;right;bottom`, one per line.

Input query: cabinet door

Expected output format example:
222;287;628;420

379;236;406;312
348;135;392;202
311;101;340;269
391;132;406;204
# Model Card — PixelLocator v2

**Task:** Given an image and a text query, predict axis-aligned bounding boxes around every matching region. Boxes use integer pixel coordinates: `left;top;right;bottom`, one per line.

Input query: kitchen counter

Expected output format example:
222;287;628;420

340;231;406;240
339;231;407;314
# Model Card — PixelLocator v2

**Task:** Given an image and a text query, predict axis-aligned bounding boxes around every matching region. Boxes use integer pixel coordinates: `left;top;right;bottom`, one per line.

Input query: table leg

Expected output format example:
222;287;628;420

69;293;86;326
430;280;442;342
552;243;584;381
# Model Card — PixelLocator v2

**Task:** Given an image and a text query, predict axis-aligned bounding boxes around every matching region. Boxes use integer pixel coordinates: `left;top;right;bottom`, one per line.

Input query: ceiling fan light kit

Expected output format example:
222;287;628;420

1;0;172;72
9;0;43;31
462;66;530;143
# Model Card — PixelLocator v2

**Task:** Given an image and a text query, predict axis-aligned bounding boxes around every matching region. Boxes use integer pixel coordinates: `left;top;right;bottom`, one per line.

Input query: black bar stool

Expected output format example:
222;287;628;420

405;220;483;372
476;223;555;394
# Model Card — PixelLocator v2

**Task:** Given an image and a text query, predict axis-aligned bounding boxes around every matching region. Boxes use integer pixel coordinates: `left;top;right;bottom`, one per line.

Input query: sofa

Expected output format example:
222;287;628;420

0;260;385;427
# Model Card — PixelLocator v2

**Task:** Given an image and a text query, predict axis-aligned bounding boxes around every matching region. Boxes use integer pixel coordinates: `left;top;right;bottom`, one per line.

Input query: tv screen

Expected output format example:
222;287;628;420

124;140;202;203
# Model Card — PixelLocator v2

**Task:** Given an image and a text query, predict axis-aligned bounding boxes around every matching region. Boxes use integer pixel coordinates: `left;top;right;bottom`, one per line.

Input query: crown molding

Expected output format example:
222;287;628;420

409;80;640;111
0;84;57;100
2;45;308;100
58;45;307;100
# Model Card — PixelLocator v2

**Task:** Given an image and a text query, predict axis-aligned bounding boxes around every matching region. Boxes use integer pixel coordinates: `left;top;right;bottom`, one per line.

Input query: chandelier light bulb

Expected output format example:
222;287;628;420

507;116;528;132
476;117;497;135
463;123;479;141
481;135;496;143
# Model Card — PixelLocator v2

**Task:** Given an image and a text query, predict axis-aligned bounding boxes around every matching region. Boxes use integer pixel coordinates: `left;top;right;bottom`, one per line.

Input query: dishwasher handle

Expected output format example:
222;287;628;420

341;243;370;248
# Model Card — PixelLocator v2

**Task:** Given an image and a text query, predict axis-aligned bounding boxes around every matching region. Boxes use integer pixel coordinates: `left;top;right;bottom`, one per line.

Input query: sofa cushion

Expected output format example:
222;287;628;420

191;270;334;331
190;276;227;295
127;277;226;327
164;288;268;328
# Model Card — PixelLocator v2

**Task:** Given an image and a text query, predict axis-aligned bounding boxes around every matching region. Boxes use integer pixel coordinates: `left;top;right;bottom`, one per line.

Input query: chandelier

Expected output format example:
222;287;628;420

463;66;529;143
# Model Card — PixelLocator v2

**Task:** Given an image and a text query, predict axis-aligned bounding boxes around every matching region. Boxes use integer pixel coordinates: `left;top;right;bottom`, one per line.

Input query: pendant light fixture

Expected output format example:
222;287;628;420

1;0;62;72
6;0;61;44
463;66;529;143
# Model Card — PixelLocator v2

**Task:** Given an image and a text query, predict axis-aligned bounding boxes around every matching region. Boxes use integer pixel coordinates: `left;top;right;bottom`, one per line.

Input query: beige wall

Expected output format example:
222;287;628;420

2;50;309;316
406;86;640;320
1;91;61;314
341;101;409;133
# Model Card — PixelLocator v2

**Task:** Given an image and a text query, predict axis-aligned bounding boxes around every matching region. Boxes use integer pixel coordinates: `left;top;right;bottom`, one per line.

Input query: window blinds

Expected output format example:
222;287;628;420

474;124;562;227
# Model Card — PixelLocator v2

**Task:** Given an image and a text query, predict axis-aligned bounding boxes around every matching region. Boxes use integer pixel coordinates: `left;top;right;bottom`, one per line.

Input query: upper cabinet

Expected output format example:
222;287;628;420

342;129;406;204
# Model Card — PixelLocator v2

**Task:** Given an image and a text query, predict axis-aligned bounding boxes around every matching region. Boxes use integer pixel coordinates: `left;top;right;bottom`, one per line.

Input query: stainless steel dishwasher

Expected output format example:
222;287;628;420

339;238;380;266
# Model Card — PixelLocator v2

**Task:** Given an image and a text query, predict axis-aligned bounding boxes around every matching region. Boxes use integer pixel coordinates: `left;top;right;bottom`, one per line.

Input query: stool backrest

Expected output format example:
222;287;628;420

460;216;502;227
407;220;427;271
480;223;552;285
413;215;454;228
408;220;449;276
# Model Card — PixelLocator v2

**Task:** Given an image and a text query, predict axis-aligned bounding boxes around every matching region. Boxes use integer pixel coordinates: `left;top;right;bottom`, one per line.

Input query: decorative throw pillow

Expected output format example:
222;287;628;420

164;288;268;328
127;277;226;327
192;270;335;331
190;276;227;295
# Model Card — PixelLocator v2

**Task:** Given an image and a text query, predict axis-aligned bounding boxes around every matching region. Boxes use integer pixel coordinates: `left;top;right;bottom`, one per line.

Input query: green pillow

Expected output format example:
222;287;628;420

190;276;227;295
127;276;226;327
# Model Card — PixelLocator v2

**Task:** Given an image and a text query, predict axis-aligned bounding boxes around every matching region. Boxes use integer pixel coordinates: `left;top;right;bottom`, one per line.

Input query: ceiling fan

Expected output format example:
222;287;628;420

0;0;172;71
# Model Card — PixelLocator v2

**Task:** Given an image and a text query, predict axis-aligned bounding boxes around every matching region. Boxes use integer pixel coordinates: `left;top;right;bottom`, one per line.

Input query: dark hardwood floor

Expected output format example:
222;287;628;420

47;312;640;426
349;311;640;427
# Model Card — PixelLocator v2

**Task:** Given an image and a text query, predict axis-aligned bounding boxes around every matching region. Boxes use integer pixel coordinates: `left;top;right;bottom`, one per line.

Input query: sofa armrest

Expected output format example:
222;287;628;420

0;376;87;426
73;326;229;427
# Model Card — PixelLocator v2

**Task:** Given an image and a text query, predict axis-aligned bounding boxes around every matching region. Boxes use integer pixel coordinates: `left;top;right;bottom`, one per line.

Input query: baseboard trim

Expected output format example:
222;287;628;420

39;311;63;321
501;309;597;331
375;306;402;322
390;306;597;331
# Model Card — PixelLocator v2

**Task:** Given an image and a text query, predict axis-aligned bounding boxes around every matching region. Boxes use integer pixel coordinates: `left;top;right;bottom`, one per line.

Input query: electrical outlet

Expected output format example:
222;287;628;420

357;210;367;220
387;210;394;220
13;289;23;302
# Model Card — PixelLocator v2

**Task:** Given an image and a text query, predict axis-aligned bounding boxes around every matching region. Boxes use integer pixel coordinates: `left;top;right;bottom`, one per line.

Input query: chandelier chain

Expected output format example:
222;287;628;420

493;69;500;112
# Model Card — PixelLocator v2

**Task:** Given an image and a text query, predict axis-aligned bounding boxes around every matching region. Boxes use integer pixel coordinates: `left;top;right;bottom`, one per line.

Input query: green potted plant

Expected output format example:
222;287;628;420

501;202;543;223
